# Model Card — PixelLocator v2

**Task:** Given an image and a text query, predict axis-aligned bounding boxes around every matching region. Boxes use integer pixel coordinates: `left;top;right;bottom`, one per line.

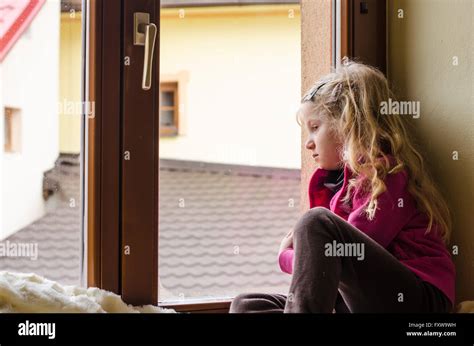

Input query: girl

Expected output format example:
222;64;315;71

229;60;455;313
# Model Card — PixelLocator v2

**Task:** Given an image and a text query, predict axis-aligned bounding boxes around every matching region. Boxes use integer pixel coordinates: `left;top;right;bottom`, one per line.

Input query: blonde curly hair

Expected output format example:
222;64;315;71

297;59;452;243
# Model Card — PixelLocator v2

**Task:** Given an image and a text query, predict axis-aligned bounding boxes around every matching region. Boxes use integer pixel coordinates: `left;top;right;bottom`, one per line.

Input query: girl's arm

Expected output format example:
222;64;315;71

348;169;415;248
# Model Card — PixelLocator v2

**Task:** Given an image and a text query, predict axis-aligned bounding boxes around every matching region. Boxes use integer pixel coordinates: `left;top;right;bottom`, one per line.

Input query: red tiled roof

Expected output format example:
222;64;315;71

0;0;45;62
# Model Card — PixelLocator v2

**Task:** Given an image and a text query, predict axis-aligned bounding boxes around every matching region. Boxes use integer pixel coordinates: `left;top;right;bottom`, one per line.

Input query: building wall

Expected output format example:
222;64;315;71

59;12;82;154
388;0;473;304
0;66;3;239
1;1;60;240
57;5;301;167
160;4;301;169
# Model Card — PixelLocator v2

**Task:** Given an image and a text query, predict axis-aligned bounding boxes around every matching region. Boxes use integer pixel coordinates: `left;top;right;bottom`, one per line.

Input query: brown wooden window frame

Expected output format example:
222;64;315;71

87;0;160;306
86;0;122;295
86;0;341;313
159;82;179;137
340;0;386;74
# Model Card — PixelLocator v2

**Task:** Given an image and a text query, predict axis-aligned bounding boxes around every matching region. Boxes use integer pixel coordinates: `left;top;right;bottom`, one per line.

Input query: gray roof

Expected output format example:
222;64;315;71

158;159;299;300
161;0;300;8
61;0;81;13
60;0;299;12
0;155;301;301
0;155;82;285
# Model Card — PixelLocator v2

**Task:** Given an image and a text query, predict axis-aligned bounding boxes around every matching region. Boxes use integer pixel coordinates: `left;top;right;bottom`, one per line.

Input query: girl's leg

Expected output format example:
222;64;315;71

284;207;449;313
229;293;287;313
334;291;351;313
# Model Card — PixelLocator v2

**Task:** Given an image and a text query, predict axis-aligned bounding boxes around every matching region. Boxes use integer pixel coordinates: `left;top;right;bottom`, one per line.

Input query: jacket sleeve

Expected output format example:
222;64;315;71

347;170;415;248
278;248;294;274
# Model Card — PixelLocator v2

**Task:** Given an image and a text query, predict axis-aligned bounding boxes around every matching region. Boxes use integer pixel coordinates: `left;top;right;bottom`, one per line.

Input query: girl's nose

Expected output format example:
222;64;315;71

305;137;315;150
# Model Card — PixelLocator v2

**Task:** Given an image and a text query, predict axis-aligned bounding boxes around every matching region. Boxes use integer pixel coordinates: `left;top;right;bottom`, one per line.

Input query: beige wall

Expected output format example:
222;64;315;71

300;0;333;211
160;5;301;169
388;0;473;304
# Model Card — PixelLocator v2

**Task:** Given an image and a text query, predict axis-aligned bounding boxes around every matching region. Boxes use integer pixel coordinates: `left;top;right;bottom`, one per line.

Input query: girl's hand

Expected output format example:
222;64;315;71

278;228;294;255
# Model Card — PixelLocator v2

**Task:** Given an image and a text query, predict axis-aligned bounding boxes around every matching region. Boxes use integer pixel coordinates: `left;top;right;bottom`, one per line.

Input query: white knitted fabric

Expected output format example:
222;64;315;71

0;271;175;313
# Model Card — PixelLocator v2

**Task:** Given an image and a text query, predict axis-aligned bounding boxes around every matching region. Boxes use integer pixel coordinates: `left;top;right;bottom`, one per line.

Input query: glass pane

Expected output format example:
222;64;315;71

158;1;301;303
0;0;84;286
161;91;175;107
161;110;175;127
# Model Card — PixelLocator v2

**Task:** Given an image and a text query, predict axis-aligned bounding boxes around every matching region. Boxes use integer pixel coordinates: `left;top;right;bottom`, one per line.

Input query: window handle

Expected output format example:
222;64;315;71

134;13;157;91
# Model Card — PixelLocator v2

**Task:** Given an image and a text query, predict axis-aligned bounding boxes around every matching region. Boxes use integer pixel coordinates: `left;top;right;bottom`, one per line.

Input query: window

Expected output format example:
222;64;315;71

158;1;302;304
4;107;21;153
160;82;179;136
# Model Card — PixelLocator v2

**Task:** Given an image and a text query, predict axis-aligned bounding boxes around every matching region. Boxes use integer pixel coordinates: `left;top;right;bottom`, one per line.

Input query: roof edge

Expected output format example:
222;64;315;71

161;0;300;8
160;158;301;180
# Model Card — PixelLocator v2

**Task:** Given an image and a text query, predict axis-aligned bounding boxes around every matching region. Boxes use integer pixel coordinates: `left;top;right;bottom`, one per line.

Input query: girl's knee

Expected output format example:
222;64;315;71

303;207;333;225
294;207;334;237
229;293;257;313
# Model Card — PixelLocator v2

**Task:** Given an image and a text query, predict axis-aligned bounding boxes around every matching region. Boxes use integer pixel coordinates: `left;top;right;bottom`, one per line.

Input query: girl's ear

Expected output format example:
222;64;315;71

341;146;349;161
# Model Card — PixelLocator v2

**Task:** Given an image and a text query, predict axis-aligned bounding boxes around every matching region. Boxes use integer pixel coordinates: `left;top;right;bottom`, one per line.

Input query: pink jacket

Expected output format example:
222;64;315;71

279;161;456;305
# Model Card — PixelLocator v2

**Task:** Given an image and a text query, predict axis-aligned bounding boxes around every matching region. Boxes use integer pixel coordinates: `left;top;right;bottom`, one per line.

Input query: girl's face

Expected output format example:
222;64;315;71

300;102;343;170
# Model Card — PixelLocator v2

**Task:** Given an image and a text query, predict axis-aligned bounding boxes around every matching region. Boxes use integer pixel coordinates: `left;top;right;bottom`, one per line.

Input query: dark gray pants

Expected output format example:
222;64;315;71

229;207;452;313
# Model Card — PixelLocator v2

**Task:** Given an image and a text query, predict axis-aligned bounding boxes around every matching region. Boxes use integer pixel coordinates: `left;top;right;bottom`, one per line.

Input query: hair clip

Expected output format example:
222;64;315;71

302;81;328;102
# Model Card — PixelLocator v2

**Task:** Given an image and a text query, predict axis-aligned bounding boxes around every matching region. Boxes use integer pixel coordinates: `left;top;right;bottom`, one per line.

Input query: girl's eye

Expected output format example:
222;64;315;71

311;125;319;131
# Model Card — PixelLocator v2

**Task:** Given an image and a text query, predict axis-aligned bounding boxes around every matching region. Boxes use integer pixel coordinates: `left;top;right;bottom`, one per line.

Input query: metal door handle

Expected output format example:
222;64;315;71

134;13;157;91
